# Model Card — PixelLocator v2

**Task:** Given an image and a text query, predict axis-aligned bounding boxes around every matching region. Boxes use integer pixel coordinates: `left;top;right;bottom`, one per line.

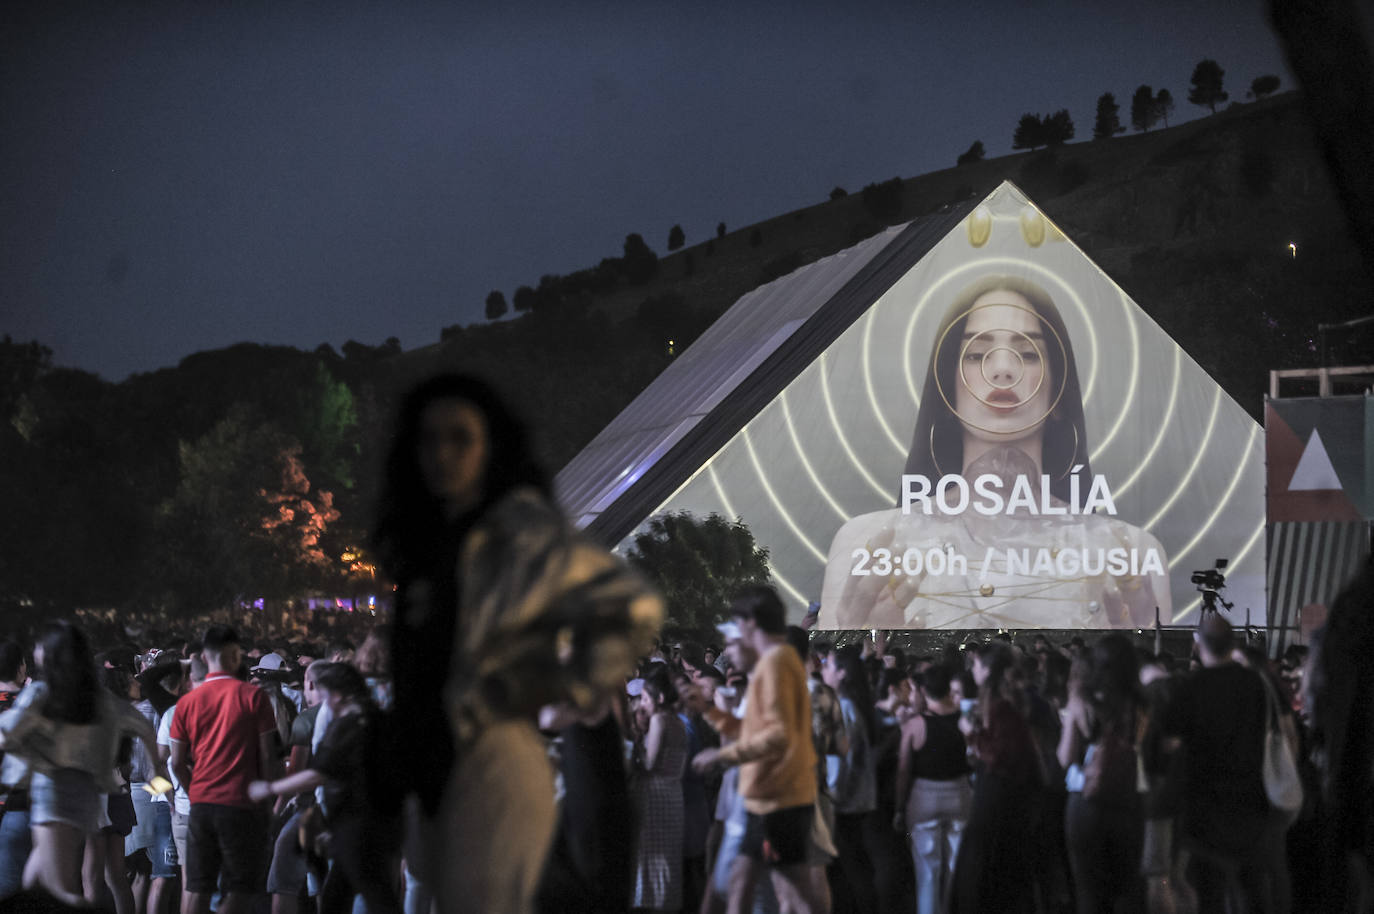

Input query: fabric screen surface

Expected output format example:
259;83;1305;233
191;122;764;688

618;183;1264;628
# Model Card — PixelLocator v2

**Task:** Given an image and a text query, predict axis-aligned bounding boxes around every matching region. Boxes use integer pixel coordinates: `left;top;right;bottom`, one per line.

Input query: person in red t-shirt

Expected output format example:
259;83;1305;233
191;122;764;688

169;625;279;914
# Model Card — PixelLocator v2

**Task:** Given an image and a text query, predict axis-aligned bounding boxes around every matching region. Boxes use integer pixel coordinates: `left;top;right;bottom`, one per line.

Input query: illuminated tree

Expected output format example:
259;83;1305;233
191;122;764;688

156;406;342;613
1188;59;1229;113
625;511;771;642
294;362;358;491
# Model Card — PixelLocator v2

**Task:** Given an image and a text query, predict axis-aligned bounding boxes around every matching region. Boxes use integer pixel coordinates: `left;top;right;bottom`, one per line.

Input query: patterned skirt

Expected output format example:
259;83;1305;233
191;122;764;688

630;773;684;909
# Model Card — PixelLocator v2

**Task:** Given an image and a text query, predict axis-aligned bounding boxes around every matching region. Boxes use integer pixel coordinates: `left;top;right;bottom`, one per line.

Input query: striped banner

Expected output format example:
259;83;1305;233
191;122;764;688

1267;521;1370;649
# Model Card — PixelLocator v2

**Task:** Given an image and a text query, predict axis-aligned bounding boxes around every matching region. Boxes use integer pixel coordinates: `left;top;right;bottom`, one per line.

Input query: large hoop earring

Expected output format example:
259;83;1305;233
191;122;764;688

929;425;947;478
1056;423;1080;480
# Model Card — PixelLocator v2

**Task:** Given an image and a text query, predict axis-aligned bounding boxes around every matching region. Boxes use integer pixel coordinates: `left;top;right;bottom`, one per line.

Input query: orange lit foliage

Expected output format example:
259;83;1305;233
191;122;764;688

258;443;340;574
157;405;349;612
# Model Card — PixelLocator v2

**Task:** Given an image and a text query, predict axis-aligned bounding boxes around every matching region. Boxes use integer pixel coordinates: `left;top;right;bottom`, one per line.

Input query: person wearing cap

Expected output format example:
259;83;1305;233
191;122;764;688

250;652;297;754
1160;614;1273;912
692;586;825;914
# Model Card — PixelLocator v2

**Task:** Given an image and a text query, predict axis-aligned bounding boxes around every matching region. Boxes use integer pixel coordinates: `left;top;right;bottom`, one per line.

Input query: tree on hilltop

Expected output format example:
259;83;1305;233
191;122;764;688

513;285;536;313
1189;59;1229;113
667;224;685;251
1043;109;1075;146
484;289;508;321
1249;74;1281;100
1155;89;1175;127
1012;114;1046;150
956;140;986;165
1131;85;1158;132
829;186;848;200
622;233;658;285
1093;93;1125;139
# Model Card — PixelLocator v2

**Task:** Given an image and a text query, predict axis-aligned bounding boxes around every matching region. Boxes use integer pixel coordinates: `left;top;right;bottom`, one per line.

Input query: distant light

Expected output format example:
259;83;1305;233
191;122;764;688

1288;243;1297;258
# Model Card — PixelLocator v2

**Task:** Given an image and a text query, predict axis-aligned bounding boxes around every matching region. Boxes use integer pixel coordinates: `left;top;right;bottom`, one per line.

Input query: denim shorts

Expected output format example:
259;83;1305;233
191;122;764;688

29;769;100;832
146;801;179;879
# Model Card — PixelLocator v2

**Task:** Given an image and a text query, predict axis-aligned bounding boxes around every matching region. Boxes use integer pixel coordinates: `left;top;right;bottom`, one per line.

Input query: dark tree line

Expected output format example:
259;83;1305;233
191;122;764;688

1013;109;1075;150
1012;59;1280;157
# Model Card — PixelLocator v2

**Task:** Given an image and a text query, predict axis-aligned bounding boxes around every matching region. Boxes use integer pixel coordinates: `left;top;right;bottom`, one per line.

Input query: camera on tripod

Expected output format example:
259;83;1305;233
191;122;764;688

1191;559;1232;614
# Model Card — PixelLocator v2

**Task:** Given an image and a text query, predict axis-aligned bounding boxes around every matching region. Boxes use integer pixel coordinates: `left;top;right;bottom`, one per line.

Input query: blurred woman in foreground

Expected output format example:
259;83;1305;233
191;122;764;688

372;374;661;914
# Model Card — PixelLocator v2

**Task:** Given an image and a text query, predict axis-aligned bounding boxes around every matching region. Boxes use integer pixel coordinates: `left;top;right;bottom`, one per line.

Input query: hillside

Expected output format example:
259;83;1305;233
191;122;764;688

414;91;1370;471
3;90;1371;616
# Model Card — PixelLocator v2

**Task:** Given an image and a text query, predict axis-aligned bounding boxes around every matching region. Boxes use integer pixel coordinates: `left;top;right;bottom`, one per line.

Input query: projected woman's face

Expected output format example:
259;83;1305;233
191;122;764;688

953;290;1054;449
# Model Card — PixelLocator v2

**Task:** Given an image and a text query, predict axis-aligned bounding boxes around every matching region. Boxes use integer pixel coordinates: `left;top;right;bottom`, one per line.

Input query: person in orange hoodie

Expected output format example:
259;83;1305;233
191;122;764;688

692;586;824;914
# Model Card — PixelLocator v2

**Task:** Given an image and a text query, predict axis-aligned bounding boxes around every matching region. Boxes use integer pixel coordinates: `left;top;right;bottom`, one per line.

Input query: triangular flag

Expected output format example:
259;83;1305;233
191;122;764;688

1288;429;1343;491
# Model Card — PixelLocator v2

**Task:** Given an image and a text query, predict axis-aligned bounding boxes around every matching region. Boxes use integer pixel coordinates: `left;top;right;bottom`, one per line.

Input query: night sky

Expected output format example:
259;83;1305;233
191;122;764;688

2;1;1289;381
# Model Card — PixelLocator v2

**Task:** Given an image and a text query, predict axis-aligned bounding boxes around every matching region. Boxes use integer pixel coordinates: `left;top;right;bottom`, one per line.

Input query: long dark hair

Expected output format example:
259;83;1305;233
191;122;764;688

641;665;679;712
833;644;878;741
972;640;1028;726
1080;634;1141;738
903;275;1090;503
36;622;99;724
371;374;549;583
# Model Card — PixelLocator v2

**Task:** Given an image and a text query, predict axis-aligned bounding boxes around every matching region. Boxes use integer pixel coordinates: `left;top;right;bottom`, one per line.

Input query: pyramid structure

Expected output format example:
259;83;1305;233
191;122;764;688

556;182;1266;628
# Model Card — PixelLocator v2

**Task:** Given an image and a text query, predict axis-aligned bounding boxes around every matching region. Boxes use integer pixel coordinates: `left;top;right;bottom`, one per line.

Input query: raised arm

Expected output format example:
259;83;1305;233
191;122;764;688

642;711;667;772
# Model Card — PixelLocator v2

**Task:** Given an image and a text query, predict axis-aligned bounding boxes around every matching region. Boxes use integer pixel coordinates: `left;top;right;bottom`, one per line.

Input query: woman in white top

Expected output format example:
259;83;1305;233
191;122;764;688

0;622;162;907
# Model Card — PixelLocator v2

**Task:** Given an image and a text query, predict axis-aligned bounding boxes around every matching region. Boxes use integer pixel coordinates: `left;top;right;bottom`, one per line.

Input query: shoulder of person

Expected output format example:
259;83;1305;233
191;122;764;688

477;487;565;542
758;643;793;673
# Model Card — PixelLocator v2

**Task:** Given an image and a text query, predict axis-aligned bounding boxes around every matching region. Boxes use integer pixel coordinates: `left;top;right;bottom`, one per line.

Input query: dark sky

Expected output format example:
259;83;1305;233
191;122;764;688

2;1;1289;381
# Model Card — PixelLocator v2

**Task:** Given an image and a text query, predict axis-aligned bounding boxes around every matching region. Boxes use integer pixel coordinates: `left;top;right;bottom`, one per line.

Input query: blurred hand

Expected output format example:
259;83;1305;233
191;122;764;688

691;747;723;775
247;780;274;804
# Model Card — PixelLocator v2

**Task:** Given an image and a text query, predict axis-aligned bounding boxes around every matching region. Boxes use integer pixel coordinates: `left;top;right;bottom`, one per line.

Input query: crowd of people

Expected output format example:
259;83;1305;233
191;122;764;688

0;371;1369;914
0;582;1360;914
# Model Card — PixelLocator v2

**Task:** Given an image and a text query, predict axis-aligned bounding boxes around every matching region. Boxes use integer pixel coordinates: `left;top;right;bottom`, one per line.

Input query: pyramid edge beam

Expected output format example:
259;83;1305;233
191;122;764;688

580;195;985;549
